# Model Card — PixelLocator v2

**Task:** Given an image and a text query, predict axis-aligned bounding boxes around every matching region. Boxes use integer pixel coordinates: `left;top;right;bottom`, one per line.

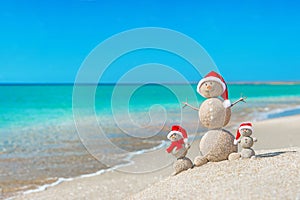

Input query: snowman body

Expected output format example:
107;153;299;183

229;125;257;160
193;71;237;166
171;146;188;159
166;125;193;175
199;98;231;129
241;147;255;158
199;129;237;161
166;133;187;159
240;130;257;158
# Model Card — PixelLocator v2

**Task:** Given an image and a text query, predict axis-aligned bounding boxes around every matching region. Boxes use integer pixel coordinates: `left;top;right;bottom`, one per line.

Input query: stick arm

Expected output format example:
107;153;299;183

230;96;247;107
182;98;199;111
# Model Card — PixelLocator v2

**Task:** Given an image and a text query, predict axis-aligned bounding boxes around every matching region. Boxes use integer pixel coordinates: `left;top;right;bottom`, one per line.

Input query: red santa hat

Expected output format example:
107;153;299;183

234;122;253;145
167;125;188;143
197;71;231;108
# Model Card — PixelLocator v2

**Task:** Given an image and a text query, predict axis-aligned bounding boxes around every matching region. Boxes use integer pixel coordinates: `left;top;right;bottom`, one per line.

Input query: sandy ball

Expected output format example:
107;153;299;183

228;152;241;161
194;156;208;167
199;129;237;162
173;157;193;175
199;98;231;129
241;148;255;158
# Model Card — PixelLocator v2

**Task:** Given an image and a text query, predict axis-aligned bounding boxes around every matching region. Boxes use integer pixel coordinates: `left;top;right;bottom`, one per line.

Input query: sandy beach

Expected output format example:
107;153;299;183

11;115;300;200
132;147;300;200
2;0;300;199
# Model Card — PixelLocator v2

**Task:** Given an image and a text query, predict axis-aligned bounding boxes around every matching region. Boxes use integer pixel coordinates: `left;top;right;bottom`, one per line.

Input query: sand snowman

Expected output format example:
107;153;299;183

229;122;257;160
183;71;246;166
166;125;193;175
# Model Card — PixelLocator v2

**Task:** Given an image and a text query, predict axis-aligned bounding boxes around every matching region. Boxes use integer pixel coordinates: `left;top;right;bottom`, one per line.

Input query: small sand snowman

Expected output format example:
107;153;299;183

183;71;246;166
166;125;193;175
229;122;257;160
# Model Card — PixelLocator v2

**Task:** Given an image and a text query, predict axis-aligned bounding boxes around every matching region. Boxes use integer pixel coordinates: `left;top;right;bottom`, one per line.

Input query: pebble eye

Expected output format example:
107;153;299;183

210;82;213;85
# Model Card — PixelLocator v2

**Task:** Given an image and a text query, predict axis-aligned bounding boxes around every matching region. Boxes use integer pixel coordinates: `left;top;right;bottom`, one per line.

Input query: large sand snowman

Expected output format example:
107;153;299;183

184;71;245;166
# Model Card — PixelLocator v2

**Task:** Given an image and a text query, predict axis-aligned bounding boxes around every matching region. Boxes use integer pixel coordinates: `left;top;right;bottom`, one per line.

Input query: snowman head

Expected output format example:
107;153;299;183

240;128;252;137
168;133;183;142
239;122;253;137
199;80;224;98
167;125;188;142
197;72;230;108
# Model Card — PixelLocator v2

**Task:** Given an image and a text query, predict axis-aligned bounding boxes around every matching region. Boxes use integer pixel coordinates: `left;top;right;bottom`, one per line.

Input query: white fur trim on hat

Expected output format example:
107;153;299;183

197;76;226;95
233;139;238;145
239;126;253;132
223;100;231;108
167;131;183;140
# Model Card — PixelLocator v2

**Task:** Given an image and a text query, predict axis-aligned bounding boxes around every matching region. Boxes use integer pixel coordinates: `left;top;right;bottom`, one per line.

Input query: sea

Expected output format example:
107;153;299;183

1;83;300;198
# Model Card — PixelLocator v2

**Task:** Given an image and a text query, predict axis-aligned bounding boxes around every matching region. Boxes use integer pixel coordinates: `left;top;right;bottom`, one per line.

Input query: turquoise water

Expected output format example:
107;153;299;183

1;83;300;157
1;84;300;128
0;83;300;196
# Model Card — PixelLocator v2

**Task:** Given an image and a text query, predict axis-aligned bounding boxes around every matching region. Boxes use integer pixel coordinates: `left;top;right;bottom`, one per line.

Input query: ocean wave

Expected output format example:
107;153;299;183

251;105;300;121
265;105;300;119
19;140;167;197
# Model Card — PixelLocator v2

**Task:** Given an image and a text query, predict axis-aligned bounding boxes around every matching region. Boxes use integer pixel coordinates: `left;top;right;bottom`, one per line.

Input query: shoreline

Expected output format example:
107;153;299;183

4;141;167;199
10;114;300;200
3;105;300;198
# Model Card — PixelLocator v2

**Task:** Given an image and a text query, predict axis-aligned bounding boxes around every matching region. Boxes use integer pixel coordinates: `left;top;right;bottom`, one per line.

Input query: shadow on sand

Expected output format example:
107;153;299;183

256;150;297;158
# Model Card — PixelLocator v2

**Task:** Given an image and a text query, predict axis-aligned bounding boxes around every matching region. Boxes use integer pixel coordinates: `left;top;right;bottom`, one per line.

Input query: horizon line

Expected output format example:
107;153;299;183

1;81;300;86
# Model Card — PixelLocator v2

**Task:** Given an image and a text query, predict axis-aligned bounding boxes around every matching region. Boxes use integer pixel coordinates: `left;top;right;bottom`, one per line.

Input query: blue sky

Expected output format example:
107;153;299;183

1;0;300;83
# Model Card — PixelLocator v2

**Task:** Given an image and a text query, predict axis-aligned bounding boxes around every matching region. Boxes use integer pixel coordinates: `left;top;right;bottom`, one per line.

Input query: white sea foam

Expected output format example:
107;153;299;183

258;105;300;121
19;140;167;196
